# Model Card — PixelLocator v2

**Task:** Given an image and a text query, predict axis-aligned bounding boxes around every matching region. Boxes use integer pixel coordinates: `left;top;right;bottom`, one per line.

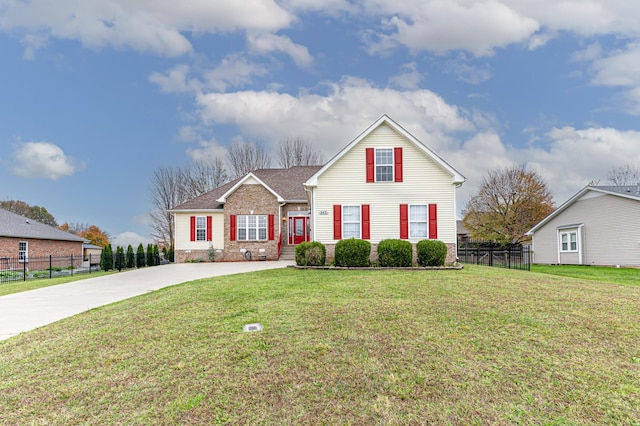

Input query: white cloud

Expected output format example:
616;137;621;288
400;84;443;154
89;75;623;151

0;0;293;57
10;141;85;180
194;77;474;158
204;54;269;92
246;32;313;68
149;64;200;93
388;62;423;90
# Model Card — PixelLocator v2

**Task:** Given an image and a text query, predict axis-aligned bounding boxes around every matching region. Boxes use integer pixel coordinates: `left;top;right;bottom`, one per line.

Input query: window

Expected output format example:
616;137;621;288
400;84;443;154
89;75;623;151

237;215;268;241
19;241;27;262
196;216;207;241
375;148;393;182
409;205;428;238
342;206;361;239
560;231;577;252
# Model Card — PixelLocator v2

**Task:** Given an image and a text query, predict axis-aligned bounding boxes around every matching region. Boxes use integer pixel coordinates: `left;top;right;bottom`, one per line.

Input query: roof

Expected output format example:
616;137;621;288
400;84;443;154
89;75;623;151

527;185;640;235
0;208;86;242
305;114;465;187
170;165;323;211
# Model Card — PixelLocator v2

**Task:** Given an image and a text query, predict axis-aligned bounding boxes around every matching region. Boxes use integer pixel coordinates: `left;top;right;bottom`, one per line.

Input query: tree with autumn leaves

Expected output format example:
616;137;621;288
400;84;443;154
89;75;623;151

462;165;555;244
58;223;110;247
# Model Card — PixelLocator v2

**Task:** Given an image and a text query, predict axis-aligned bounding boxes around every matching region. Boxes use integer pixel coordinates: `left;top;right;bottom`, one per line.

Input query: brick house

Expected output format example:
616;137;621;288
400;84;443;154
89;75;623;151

0;208;85;266
171;115;465;263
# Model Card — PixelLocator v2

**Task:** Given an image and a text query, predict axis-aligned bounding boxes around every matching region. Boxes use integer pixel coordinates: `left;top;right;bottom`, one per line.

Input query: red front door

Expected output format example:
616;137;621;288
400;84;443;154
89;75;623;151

293;217;307;245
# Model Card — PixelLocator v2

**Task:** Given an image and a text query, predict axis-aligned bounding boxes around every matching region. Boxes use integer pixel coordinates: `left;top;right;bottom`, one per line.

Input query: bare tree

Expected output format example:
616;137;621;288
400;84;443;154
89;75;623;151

149;159;229;248
277;137;323;168
607;164;640;186
149;166;189;248
226;140;272;178
182;158;229;200
462;165;555;244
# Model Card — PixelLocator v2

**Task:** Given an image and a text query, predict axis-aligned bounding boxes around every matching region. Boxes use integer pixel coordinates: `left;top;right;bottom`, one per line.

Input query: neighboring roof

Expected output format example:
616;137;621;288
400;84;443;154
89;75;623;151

0;208;85;242
170;166;323;211
456;220;469;235
527;185;640;235
305;114;466;187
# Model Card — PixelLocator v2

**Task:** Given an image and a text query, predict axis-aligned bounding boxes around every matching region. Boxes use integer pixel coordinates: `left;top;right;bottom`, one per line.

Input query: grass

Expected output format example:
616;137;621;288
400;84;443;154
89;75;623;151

532;264;640;287
0;270;116;297
1;266;639;424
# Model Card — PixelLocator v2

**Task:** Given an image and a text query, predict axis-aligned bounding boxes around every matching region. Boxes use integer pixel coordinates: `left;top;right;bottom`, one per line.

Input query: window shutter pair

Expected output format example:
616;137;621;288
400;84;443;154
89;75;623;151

365;147;403;182
229;214;275;241
399;204;438;239
333;205;370;240
189;216;213;242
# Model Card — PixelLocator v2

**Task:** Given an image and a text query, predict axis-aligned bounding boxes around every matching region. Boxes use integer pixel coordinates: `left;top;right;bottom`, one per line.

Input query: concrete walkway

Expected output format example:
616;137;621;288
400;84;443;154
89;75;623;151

0;261;293;342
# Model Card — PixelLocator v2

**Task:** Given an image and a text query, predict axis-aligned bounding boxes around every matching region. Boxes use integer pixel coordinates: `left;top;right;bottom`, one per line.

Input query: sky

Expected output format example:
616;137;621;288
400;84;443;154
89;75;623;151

1;1;640;247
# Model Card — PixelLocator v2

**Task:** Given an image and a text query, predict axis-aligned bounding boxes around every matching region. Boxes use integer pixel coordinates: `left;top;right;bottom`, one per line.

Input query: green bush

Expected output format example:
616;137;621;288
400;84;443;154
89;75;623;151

295;241;326;266
136;244;146;268
334;238;371;267
377;239;413;267
416;240;448;266
126;245;135;269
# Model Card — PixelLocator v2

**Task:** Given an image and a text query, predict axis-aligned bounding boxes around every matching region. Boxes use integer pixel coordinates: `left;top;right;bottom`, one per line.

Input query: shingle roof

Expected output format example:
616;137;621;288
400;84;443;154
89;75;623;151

170;165;323;211
591;185;640;199
0;208;86;242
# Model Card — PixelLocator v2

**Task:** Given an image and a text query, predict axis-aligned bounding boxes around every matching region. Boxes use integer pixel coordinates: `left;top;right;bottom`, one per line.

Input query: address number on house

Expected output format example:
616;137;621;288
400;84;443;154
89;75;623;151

319;210;329;215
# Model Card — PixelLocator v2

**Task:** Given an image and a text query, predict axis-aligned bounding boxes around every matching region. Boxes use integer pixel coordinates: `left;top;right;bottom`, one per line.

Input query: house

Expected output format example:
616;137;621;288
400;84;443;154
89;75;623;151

526;185;640;266
0;208;85;263
171;115;465;263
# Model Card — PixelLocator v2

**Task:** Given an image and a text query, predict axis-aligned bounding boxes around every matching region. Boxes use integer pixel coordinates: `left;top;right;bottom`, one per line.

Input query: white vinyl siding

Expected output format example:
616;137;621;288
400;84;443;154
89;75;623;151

174;212;224;251
312;123;457;244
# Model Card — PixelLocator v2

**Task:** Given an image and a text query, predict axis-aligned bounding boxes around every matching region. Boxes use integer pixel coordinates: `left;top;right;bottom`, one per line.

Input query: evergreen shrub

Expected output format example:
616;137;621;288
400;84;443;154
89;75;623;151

295;241;326;266
416;240;448;266
377;239;413;267
334;238;371;267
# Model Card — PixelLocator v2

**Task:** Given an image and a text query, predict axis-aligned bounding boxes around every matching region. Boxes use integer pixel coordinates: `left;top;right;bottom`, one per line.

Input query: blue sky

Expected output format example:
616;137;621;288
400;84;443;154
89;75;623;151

1;1;640;247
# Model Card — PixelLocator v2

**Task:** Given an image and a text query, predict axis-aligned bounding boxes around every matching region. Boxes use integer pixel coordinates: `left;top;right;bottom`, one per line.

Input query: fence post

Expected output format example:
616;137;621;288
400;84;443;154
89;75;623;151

49;255;52;279
23;256;26;281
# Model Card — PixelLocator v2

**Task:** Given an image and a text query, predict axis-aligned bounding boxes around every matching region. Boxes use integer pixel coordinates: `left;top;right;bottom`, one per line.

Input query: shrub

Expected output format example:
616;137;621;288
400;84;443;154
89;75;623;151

136;244;146;268
114;246;125;270
295;241;326;266
377;239;413;267
100;244;113;271
417;240;448;266
126;245;135;269
334;238;371;267
146;243;155;267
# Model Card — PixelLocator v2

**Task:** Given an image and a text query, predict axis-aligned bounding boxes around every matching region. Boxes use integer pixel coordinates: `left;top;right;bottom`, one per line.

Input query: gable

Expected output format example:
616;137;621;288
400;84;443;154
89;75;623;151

305;115;465;187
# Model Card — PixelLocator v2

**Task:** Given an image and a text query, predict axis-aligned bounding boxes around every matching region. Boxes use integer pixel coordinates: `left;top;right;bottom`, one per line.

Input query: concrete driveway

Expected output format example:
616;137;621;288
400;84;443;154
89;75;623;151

0;261;293;342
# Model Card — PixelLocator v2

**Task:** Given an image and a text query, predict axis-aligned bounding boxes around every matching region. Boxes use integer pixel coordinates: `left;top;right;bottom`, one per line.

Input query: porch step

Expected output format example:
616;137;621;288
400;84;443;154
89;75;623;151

279;246;296;261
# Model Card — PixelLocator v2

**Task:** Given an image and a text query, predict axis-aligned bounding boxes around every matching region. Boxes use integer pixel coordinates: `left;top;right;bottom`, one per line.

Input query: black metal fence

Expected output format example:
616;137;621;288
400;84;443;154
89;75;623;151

457;241;531;271
0;253;162;284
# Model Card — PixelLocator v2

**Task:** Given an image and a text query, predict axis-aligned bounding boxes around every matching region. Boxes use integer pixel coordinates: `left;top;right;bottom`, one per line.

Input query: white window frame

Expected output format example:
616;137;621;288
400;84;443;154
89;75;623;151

375;148;394;182
19;241;28;262
342;205;361;239
409;205;428;239
195;216;207;241
559;231;578;252
237;214;268;241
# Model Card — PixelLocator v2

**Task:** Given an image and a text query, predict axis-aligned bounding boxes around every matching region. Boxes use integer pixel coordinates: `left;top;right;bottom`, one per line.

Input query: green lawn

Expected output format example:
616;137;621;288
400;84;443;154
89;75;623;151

1;266;638;424
532;264;640;287
0;270;116;297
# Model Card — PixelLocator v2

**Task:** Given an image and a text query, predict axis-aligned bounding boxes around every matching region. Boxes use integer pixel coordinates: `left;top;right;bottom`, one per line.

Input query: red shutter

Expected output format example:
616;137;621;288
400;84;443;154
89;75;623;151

394;147;403;182
229;215;237;241
399;204;408;239
361;204;370;240
268;214;275;240
366;148;374;183
206;216;212;241
333;205;342;240
190;216;196;241
429;204;438;239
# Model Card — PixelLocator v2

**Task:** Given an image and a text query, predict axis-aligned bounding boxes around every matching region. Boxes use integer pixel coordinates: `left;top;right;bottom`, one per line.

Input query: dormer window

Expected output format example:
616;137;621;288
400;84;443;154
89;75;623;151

366;147;403;183
375;148;393;182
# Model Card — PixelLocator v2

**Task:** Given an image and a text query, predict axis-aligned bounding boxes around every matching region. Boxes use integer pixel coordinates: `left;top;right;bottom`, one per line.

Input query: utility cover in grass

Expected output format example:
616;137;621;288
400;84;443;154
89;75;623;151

243;323;263;332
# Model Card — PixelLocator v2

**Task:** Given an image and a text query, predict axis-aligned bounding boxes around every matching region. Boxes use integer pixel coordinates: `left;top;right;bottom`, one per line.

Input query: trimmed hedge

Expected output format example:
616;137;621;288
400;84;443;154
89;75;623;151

295;241;326;266
334;238;371;267
416;240;448;266
377;239;413;267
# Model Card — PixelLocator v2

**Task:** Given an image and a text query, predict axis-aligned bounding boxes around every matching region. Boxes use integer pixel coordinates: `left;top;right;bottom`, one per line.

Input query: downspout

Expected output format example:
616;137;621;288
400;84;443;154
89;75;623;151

577;223;584;265
278;202;286;259
303;184;314;241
